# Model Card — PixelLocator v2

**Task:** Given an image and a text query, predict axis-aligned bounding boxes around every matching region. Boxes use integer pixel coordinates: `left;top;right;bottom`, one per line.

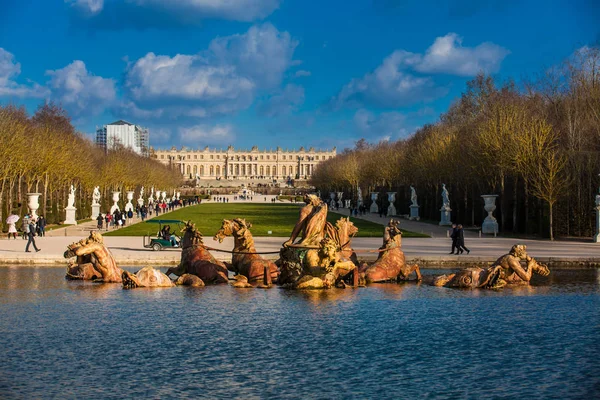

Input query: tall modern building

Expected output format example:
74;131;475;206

96;120;149;156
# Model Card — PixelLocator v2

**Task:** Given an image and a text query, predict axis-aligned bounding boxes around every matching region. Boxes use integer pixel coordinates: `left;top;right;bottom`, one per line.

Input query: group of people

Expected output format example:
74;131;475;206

449;224;470;255
6;213;43;252
213;197;230;203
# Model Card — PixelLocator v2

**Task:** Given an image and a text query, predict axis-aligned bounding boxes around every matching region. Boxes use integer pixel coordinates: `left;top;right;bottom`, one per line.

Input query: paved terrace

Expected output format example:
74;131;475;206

1;197;599;268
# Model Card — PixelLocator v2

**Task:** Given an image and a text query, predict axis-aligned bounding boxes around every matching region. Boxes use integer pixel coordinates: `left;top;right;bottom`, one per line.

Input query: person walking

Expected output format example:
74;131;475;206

457;224;470;254
37;215;46;237
97;213;104;230
25;218;40;252
449;223;458;254
21;214;30;240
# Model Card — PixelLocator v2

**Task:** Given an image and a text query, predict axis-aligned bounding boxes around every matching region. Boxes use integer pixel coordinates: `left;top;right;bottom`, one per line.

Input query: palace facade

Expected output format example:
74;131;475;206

150;145;336;180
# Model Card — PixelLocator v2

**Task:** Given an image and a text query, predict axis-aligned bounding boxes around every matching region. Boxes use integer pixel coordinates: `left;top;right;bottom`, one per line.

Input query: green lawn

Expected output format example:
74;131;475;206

104;203;429;238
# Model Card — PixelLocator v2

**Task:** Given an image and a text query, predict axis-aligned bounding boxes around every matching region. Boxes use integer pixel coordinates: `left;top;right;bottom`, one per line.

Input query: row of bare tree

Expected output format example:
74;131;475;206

0;103;182;229
311;46;600;240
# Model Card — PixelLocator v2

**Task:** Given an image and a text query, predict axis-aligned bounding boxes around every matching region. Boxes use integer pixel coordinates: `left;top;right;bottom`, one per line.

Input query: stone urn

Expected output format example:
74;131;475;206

370;192;379;213
161;191;167;202
481;195;499;234
110;191;120;214
27;193;41;219
125;191;135;212
329;192;337;209
337;192;344;209
387;192;397;217
345;199;351;209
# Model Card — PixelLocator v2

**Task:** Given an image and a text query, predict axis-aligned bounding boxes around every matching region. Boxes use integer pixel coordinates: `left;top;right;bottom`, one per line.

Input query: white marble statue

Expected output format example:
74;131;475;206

441;183;450;207
67;184;76;208
357;186;363;207
410;186;418;206
92;186;101;206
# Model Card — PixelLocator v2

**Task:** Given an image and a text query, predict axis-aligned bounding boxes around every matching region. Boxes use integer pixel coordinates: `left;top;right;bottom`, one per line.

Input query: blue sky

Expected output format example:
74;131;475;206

0;0;598;151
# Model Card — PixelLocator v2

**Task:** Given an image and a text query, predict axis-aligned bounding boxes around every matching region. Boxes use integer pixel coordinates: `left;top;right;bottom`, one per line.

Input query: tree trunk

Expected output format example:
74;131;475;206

549;201;554;241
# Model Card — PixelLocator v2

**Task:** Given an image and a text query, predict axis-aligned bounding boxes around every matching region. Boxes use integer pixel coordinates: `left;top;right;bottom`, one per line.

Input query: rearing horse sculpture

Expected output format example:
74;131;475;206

166;221;229;284
213;218;279;284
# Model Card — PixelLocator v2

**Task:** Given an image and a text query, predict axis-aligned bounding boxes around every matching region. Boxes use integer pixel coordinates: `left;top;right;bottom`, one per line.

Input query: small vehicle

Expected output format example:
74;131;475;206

142;219;184;251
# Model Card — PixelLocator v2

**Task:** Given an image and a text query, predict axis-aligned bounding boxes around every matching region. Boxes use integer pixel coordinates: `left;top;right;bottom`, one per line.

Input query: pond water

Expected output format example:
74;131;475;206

0;267;599;399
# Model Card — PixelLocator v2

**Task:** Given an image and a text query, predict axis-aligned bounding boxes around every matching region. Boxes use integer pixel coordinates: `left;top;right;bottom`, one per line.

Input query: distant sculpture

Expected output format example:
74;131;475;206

360;220;421;283
92;186;101;206
166;221;229;284
214;218;279;285
148;186;155;204
410;186;418;206
439;183;452;226
441;183;450;207
432;244;550;289
67;185;76;208
137;187;145;207
64;231;122;283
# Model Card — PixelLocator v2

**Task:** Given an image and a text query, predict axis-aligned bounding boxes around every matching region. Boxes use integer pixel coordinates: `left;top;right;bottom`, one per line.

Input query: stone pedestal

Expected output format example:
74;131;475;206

409;205;420;221
137;197;144;207
370;193;379;213
125;191;134;212
27;193;41;219
91;204;101;219
64;206;77;225
481;194;499;234
110;192;120;214
439;206;452;226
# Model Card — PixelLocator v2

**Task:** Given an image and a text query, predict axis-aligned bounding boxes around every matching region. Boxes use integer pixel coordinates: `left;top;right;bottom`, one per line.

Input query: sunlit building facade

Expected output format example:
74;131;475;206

150;145;336;180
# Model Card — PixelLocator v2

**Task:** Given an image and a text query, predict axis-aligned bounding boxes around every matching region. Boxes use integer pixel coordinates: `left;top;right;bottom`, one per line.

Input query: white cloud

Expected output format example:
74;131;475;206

353;109;409;140
123;23;297;119
179;124;234;145
67;0;280;24
258;84;304;117
331;51;444;109
330;33;508;109
65;0;104;15
415;33;510;76
46;60;116;118
0;48;48;98
209;23;298;88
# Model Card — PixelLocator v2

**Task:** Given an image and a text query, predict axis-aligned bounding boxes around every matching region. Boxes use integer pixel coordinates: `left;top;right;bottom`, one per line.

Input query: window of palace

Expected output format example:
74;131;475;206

194;155;197;159
267;155;270;160
210;155;214;159
187;155;190;159
260;155;264;160
201;155;204;160
160;155;164;159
